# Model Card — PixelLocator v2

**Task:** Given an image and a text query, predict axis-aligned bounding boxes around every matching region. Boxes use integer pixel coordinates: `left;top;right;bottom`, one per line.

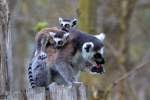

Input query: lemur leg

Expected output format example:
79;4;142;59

28;50;49;88
52;61;76;86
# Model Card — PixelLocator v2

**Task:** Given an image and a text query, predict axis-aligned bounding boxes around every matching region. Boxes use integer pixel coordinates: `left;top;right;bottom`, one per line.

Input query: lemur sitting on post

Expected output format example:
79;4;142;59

28;27;71;88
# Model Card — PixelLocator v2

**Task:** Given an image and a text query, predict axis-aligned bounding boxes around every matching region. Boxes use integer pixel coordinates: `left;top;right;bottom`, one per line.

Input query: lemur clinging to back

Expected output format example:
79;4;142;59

59;17;78;32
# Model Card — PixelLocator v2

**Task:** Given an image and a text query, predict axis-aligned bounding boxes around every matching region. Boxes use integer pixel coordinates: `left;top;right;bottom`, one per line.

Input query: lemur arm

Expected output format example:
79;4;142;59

35;27;58;54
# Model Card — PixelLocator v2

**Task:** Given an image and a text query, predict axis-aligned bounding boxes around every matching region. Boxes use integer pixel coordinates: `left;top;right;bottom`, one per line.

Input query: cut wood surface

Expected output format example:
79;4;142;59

0;83;87;100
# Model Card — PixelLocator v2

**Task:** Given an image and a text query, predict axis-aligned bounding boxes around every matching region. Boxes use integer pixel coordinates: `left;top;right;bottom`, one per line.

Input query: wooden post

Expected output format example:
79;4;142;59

48;83;87;100
4;83;87;100
26;87;46;100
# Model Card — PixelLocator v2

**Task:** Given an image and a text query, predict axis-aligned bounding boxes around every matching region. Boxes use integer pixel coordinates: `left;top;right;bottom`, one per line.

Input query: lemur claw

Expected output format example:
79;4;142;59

38;52;47;61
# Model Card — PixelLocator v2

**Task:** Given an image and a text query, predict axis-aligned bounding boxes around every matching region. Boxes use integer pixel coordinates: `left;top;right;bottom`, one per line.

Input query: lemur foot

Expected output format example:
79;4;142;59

38;51;47;61
91;66;105;74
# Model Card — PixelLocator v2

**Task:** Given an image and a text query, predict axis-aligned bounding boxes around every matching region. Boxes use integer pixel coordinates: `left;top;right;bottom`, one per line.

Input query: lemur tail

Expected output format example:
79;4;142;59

28;63;36;88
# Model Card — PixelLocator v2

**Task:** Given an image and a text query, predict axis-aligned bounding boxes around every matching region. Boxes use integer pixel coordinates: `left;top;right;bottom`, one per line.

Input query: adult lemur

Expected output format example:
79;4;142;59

59;17;106;74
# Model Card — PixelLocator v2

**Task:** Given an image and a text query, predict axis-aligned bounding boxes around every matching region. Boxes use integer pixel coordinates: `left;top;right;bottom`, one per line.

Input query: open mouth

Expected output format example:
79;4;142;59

91;63;105;74
91;53;105;74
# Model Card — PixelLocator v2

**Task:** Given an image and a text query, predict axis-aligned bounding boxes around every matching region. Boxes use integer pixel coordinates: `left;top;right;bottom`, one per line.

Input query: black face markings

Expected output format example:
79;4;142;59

65;24;70;28
84;44;92;52
93;53;105;64
72;20;77;27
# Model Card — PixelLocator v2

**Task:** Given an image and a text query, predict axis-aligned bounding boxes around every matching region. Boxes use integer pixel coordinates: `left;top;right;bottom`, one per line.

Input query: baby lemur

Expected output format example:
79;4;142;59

59;17;77;32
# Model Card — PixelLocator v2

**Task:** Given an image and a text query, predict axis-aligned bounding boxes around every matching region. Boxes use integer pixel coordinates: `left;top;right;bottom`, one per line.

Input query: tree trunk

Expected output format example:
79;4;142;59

101;0;137;99
0;0;11;97
77;0;98;34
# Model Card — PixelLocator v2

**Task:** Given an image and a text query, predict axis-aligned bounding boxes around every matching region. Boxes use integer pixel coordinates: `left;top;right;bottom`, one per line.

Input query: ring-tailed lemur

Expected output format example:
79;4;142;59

28;27;105;88
45;29;105;86
83;33;106;74
59;17;77;32
28;27;71;88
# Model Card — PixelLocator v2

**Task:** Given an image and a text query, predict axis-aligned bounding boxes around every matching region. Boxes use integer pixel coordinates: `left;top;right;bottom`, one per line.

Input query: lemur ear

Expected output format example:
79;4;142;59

59;17;63;24
94;33;106;42
71;18;78;27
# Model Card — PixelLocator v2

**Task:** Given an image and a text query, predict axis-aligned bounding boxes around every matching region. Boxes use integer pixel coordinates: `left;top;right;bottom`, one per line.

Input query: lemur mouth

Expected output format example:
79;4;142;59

96;64;102;68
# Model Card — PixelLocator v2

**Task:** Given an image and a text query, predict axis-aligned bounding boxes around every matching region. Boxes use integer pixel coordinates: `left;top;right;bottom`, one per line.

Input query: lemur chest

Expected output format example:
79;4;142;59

46;47;59;65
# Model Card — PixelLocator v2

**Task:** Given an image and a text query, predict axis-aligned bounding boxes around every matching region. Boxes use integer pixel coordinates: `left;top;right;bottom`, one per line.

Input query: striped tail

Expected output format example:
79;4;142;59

28;63;36;88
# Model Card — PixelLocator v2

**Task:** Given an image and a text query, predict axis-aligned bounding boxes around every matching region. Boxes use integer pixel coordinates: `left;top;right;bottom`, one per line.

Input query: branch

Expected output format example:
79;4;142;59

104;58;150;100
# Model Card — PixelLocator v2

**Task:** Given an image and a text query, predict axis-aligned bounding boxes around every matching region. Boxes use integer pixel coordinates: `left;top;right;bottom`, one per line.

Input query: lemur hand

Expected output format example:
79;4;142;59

38;51;47;61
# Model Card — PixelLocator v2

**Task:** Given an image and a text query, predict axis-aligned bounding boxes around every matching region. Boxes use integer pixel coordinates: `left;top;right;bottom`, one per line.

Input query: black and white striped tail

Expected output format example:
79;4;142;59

28;63;36;88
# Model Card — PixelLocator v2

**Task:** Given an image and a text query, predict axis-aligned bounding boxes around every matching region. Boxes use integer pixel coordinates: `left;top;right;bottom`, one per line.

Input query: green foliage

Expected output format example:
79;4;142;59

34;21;48;32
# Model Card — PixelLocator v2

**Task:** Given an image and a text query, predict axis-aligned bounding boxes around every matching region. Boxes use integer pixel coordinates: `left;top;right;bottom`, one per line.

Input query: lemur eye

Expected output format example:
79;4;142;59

61;24;63;27
65;24;70;28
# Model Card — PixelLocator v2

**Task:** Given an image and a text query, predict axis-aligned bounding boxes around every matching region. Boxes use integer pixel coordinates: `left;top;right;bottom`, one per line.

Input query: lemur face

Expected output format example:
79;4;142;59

82;42;104;63
81;33;106;74
49;31;70;48
59;17;78;32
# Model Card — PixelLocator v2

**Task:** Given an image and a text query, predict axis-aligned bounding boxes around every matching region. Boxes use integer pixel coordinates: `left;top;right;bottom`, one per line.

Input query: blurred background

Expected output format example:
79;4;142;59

7;0;150;99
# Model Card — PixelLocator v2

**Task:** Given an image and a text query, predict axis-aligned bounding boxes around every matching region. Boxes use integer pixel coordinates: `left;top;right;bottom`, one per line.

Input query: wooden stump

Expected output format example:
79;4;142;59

4;83;87;100
48;83;87;100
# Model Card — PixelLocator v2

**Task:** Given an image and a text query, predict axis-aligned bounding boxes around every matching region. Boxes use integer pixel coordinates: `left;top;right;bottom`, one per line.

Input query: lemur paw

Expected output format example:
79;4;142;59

38;52;47;61
91;66;105;74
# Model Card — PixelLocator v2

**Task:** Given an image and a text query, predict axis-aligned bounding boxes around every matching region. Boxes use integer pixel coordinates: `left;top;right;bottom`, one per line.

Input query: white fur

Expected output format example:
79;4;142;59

82;42;94;61
59;17;63;24
49;32;56;38
98;47;104;55
64;32;70;38
94;33;106;42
